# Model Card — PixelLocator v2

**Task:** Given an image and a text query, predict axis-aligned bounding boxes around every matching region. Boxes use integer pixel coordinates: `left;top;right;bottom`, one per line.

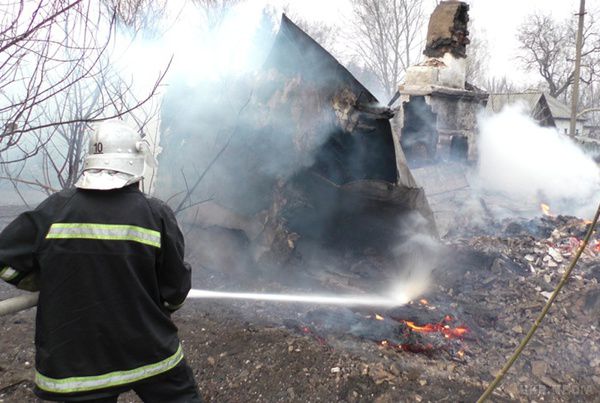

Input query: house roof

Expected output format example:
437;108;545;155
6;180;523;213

544;94;574;120
487;91;586;121
486;92;543;114
486;92;555;126
264;14;377;104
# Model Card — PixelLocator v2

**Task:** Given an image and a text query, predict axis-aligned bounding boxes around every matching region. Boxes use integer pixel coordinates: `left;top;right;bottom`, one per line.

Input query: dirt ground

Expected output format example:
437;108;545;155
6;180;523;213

0;289;490;403
1;205;600;402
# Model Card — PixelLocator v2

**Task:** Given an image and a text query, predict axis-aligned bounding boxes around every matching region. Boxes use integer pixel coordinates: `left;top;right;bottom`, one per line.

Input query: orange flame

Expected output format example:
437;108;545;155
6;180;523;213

404;321;434;332
403;319;469;339
540;203;552;216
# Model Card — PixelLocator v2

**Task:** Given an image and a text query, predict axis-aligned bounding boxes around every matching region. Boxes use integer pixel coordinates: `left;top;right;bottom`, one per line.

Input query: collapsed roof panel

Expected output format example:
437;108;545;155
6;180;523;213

258;15;403;187
258;15;437;239
159;14;437;263
264;15;377;102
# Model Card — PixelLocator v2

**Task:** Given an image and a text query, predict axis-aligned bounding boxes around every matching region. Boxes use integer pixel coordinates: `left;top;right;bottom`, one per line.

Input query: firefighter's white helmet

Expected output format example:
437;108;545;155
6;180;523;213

75;121;147;190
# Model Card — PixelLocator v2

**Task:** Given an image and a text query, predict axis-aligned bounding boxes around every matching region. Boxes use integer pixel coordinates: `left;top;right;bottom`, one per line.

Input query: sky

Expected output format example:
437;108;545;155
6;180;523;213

2;0;595;205
111;0;594;92
467;0;587;81
284;0;590;83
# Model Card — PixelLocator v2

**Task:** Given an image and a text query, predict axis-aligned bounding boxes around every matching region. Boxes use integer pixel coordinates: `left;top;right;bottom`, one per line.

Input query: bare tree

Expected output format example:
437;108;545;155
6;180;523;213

104;0;168;32
1;1;86;158
464;23;489;88
482;76;524;94
192;0;244;30
278;5;338;54
579;80;600;136
350;0;426;100
0;1;169;200
517;11;600;100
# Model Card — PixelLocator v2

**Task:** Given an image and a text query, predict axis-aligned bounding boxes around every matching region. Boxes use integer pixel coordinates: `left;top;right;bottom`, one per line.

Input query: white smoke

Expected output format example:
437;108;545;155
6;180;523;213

476;104;600;217
106;2;441;306
113;2;276;87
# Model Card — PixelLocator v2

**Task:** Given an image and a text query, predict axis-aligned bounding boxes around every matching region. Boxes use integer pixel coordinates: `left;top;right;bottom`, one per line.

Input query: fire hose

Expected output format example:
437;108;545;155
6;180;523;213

1;203;598;401
0;292;38;316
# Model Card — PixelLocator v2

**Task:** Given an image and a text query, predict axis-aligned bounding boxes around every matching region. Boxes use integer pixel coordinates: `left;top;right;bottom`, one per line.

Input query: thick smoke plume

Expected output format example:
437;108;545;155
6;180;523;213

131;3;440;308
476;104;600;217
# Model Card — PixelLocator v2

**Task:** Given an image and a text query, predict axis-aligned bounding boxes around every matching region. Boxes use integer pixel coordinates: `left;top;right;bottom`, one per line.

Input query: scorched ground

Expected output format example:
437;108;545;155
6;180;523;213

1;205;600;402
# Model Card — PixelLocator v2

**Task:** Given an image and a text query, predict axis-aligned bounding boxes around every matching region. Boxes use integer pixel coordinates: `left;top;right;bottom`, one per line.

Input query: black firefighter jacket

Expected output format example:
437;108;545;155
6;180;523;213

0;184;191;396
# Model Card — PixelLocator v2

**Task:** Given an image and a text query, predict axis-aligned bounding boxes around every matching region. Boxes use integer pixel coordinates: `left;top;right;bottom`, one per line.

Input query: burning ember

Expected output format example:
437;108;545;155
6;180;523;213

402;315;469;339
369;311;470;356
287;301;471;359
369;313;468;340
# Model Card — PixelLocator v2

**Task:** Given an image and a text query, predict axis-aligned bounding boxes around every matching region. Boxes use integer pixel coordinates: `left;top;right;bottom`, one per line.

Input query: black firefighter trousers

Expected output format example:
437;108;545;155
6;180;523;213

36;360;202;403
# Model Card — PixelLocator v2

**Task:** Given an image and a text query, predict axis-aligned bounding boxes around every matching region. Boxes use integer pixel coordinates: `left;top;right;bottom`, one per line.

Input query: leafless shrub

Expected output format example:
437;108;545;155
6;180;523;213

350;0;426;100
0;1;170;197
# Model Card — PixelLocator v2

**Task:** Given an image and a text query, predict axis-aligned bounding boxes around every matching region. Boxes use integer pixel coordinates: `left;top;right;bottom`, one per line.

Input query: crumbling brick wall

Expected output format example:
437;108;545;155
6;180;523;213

424;1;470;58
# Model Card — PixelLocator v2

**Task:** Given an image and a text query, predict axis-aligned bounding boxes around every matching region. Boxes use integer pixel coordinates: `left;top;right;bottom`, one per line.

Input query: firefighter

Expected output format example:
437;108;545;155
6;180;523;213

0;121;202;402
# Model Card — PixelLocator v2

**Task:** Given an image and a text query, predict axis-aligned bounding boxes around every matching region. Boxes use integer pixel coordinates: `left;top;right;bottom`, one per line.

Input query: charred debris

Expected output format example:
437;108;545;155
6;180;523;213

158;1;587;274
159;13;437;279
157;4;600;400
2;3;600;402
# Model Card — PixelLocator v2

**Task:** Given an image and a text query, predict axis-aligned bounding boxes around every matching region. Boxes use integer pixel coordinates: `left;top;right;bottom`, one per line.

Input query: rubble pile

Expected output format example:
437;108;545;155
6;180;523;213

251;212;600;401
433;213;600;400
1;211;600;402
1;2;599;399
455;214;599;289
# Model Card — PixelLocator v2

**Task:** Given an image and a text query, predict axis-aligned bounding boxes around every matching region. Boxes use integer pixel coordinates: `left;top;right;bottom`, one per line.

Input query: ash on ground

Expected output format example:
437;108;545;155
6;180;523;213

1;204;600;402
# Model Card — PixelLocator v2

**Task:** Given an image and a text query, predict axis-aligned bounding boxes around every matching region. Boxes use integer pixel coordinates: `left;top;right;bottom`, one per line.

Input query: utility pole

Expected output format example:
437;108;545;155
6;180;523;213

569;0;585;137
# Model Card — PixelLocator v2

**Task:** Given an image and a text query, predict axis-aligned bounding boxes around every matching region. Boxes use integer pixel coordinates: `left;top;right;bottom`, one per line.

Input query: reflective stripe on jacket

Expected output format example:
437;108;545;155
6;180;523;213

0;185;191;395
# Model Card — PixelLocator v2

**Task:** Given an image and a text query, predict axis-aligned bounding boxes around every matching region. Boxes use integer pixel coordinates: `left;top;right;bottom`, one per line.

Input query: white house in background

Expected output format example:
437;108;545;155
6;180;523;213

544;94;586;136
486;91;587;136
583;122;600;139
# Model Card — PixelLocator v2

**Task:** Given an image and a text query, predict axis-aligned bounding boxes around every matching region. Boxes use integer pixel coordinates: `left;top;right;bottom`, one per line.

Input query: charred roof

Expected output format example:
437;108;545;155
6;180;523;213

264;14;378;105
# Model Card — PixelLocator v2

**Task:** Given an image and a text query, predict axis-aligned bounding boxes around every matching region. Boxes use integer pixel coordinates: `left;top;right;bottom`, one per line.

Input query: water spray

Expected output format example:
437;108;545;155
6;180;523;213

187;289;410;307
0;288;412;317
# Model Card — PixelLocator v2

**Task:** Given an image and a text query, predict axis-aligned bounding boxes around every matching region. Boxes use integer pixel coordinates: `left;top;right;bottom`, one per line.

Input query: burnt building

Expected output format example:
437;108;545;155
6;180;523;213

159;15;437;275
389;1;488;167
